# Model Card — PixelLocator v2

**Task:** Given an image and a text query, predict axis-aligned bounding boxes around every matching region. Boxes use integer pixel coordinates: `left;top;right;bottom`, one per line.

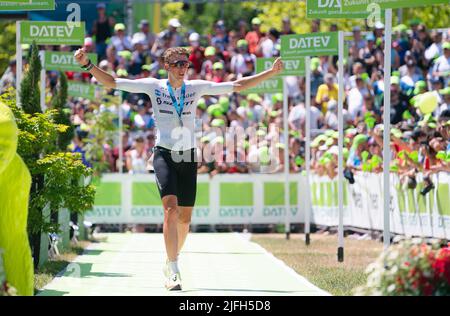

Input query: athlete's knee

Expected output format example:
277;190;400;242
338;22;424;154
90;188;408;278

164;205;178;222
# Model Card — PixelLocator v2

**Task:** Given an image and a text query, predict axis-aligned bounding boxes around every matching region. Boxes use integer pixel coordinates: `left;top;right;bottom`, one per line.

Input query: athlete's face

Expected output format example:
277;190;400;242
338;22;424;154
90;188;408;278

165;54;190;80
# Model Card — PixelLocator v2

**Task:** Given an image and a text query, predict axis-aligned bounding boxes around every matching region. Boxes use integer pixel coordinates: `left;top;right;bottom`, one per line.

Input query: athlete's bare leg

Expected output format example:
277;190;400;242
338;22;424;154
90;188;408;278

177;206;193;254
162;195;179;262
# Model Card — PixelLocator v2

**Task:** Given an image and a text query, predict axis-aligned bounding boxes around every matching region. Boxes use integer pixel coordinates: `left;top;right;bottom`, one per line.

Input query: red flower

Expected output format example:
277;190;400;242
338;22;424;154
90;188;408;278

408;267;418;278
423;283;434;296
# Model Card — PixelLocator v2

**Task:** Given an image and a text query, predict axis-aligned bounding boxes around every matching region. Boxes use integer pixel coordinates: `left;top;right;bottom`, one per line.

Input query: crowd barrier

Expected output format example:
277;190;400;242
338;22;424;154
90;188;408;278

84;172;450;239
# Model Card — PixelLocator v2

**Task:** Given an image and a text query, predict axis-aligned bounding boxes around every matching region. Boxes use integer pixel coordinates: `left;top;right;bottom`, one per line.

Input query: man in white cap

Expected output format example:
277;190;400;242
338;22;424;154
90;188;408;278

133;19;156;50
158;18;183;48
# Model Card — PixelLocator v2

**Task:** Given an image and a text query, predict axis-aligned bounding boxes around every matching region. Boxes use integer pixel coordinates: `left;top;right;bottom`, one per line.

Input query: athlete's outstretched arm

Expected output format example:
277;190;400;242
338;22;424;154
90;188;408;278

75;48;116;89
232;57;283;93
74;48;156;93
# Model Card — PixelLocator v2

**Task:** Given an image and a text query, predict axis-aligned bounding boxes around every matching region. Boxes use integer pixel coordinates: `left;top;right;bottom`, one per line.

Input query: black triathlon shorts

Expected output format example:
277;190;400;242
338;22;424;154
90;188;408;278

152;146;198;207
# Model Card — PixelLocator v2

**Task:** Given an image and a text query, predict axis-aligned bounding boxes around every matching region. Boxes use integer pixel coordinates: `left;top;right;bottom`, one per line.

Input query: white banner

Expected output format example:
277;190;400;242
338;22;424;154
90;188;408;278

85;172;450;239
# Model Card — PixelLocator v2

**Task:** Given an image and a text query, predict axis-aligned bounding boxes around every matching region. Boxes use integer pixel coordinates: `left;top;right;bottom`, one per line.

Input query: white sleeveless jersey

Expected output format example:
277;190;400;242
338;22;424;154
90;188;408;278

116;78;234;151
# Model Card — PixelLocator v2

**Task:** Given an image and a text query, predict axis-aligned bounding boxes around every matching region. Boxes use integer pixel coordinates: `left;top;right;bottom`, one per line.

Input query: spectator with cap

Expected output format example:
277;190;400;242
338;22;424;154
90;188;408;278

347;61;365;89
390;76;410;124
399;51;424;95
310;57;324;98
316;73;338;114
83;37;95;53
246;93;264;124
91;3;115;60
431;41;450;87
242;55;256;77
208;62;226;83
359;33;377;77
109;23;132;55
188;32;205;74
347;134;368;170
157;18;183;48
129;36;148;76
211;20;228;52
201;46;217;79
351;26;366;51
230;39;256;78
245;17;264;57
133;19;156;51
425;31;443;61
374;21;384;40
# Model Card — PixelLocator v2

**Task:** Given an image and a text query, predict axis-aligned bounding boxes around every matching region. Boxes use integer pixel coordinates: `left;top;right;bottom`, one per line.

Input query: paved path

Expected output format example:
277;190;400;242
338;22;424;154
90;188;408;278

37;233;329;296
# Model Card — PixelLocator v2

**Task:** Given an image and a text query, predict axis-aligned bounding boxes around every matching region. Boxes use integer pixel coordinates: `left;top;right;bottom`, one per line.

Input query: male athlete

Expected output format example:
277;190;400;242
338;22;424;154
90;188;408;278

75;46;283;290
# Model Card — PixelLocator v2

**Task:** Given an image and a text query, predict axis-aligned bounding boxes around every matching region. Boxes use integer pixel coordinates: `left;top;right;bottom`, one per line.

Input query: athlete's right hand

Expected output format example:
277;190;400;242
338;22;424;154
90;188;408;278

74;48;89;66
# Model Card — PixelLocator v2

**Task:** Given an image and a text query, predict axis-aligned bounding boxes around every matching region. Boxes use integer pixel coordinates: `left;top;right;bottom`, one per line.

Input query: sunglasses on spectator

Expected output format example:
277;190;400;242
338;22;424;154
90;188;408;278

168;60;190;68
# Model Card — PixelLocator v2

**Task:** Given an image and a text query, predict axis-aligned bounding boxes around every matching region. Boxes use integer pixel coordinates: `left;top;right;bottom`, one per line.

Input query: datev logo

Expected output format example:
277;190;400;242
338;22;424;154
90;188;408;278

289;35;331;49
317;0;340;8
281;32;338;58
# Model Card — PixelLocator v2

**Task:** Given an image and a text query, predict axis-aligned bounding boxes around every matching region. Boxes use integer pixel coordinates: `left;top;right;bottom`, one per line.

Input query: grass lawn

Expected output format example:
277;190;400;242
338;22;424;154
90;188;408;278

34;240;91;294
251;233;383;296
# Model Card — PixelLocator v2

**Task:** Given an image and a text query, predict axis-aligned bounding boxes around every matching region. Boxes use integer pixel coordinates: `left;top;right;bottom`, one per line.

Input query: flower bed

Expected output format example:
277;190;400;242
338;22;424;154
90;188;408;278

356;239;450;296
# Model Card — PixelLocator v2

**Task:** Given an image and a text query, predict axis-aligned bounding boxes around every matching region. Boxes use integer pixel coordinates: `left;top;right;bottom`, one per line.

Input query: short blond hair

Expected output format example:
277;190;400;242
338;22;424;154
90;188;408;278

162;47;190;63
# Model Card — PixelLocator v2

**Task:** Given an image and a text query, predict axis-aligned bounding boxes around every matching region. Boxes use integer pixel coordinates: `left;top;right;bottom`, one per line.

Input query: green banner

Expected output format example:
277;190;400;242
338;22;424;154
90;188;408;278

44;51;97;72
20;21;85;45
281;32;339;57
341;0;449;12
68;81;99;100
257;57;305;77
242;78;283;94
0;0;54;11
306;0;369;18
241;58;284;94
220;183;253;206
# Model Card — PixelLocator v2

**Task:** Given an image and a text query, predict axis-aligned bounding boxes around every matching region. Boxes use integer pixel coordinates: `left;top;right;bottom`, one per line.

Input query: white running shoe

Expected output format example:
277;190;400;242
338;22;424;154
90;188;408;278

165;272;182;291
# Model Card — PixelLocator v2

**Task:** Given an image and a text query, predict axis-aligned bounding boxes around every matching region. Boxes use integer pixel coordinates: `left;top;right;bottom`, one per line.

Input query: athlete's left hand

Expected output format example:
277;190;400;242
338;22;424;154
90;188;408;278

271;57;284;75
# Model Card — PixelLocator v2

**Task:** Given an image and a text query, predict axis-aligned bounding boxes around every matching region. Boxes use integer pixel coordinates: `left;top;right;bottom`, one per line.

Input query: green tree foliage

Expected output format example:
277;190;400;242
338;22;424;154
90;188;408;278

161;2;256;34
397;5;450;29
51;72;74;151
1;91;95;235
19;42;41;115
83;109;118;176
160;1;450;34
0;22;16;76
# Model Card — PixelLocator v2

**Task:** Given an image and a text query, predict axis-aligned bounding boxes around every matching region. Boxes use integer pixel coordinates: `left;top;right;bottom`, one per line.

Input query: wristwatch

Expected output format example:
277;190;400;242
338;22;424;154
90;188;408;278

81;59;94;71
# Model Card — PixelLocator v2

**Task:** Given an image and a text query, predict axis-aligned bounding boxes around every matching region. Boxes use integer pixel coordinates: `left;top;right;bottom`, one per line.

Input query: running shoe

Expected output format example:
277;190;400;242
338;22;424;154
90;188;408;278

165;272;182;291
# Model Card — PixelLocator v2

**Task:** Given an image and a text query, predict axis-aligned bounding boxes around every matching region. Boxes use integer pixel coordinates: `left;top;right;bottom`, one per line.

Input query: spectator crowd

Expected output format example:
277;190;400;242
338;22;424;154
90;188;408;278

1;3;449;193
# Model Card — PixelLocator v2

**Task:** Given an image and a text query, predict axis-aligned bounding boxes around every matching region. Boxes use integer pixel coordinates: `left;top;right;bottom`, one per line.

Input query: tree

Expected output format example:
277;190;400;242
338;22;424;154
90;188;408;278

0;22;16;76
3;44;95;268
19;42;41;115
51;72;73;151
159;1;450;35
